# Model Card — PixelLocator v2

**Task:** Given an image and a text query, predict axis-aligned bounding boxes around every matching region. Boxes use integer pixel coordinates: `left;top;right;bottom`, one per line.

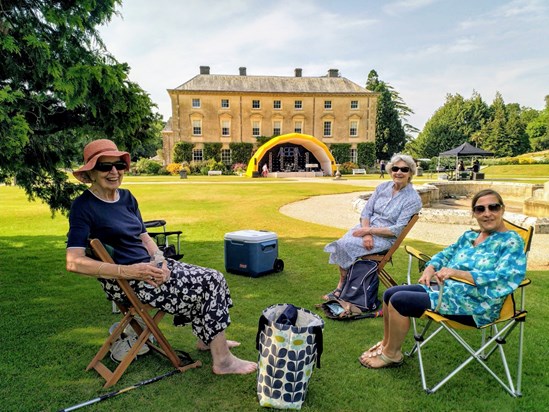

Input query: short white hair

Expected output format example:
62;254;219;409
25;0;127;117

387;154;417;181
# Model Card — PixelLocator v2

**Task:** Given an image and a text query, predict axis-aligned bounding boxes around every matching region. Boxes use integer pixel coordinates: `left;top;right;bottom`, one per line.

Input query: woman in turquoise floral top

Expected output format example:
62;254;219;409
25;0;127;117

359;189;526;369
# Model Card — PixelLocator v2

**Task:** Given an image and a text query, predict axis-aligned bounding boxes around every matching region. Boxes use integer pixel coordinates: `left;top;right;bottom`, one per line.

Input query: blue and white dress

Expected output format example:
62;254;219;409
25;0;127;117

324;181;422;269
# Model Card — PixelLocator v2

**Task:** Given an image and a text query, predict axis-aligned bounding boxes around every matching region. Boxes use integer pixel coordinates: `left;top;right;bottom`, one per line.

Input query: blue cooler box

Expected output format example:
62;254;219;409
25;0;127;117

224;230;283;277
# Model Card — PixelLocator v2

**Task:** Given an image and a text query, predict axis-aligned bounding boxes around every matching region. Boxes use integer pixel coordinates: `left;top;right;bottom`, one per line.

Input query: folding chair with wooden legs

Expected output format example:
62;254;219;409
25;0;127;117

404;220;533;397
88;239;201;388
361;214;419;288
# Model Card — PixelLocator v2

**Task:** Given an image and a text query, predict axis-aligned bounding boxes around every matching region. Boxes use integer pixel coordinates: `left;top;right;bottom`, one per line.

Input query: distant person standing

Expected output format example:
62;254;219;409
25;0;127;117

262;163;269;177
472;159;480;173
458;160;465;172
471;159;480;180
379;161;386;178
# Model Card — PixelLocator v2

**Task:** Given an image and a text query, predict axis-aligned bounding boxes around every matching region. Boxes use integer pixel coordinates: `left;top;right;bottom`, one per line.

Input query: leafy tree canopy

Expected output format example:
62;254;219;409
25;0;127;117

0;1;162;214
407;90;543;158
366;70;410;160
525;95;549;151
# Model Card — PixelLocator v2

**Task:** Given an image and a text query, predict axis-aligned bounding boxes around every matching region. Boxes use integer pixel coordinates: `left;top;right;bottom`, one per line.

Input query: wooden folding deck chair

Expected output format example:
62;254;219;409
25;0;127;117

361;213;419;288
87;239;201;388
404;219;533;397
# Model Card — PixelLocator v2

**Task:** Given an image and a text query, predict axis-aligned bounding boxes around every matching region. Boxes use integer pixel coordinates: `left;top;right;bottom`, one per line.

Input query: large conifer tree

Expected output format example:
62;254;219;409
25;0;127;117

366;70;407;160
0;1;162;213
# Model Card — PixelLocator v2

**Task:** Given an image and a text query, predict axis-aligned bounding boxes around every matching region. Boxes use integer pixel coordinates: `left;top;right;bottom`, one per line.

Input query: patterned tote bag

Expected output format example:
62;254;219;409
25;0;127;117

256;304;324;410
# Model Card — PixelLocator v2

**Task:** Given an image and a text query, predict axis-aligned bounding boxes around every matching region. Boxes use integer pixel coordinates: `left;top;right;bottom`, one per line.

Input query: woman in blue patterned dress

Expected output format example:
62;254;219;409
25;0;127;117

323;154;422;300
359;189;526;368
66;139;256;375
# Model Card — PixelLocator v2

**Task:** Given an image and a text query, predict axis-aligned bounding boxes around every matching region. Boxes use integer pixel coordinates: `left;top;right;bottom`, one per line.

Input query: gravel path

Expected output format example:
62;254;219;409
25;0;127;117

279;180;548;270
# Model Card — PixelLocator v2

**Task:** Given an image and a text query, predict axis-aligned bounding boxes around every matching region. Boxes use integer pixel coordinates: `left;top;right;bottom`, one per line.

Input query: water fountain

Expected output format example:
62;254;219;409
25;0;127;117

353;181;549;233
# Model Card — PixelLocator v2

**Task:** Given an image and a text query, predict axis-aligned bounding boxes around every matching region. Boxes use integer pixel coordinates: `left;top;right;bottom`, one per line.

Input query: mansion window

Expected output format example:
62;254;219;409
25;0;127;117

192;98;201;108
349;120;358;137
193;149;203;162
273;100;281;109
252;120;261;136
221;99;230;108
192;119;202;136
221;149;231;164
294;120;303;134
294;100;302;110
351;100;359;109
221;120;230;136
252;100;261;109
323;121;332;137
273;121;281;136
351;148;358;164
324;100;332;110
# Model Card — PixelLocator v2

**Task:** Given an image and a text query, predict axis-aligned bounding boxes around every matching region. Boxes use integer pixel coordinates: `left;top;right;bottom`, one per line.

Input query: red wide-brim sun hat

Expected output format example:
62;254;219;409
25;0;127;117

73;139;131;183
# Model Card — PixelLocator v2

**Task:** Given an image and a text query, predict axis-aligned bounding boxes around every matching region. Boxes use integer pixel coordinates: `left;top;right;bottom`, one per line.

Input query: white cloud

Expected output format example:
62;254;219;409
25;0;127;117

383;0;440;16
98;0;549;130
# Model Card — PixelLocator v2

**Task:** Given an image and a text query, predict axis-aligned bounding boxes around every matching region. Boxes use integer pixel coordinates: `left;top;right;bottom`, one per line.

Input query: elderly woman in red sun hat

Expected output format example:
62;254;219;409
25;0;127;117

66;139;256;375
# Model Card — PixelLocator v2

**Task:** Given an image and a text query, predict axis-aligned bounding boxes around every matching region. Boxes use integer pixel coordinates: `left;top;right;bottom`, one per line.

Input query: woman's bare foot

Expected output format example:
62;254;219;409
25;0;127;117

197;339;241;351
212;353;257;375
359;349;403;368
360;341;383;360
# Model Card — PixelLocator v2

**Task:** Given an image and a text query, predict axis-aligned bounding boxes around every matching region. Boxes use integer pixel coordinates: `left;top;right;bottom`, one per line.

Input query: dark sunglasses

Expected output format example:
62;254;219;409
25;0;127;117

94;161;127;172
472;203;502;214
391;166;410;173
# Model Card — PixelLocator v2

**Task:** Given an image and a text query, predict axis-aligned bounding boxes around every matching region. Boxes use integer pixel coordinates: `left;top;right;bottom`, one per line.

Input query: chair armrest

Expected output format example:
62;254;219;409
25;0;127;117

144;220;167;228
405;245;431;263
448;276;475;286
161;231;183;236
519;278;531;288
148;231;182;238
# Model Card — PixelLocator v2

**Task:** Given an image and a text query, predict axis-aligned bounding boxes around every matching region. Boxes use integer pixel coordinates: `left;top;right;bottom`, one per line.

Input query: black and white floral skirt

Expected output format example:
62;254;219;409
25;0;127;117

99;259;233;345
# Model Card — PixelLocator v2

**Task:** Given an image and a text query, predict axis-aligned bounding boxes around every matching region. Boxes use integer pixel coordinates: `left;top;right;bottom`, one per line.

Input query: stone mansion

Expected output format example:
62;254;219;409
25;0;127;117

161;66;378;171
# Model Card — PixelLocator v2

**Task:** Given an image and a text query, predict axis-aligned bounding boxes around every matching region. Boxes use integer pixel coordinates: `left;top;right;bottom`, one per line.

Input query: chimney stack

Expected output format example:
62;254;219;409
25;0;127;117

199;66;210;75
328;69;339;78
294;68;302;77
239;67;247;76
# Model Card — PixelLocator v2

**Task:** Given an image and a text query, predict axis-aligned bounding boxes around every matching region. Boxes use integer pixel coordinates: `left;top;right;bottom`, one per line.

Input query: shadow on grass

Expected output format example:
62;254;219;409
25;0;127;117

2;235;548;411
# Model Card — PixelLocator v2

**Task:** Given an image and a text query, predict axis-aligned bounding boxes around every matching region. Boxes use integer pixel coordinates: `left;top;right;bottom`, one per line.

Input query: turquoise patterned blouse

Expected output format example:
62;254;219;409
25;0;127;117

423;230;526;327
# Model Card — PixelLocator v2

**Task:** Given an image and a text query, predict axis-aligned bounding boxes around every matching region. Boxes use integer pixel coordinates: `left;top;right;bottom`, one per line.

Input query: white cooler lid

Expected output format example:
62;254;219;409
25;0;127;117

224;230;277;242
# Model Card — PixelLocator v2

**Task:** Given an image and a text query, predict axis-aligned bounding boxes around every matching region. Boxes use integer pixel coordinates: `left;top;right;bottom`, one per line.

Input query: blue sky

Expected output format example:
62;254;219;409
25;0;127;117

99;0;549;133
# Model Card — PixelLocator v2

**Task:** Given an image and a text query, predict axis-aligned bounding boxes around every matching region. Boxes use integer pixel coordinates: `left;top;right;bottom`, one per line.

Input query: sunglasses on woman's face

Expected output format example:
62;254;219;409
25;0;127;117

472;203;502;214
94;161;127;172
391;166;410;173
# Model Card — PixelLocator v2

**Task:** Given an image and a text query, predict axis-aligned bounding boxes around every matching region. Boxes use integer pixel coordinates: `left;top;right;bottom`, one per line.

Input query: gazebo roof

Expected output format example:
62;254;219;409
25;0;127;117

439;142;493;157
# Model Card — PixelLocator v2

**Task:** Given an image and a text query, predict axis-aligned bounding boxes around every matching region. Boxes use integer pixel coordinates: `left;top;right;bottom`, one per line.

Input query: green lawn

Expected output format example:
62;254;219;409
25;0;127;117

1;177;547;412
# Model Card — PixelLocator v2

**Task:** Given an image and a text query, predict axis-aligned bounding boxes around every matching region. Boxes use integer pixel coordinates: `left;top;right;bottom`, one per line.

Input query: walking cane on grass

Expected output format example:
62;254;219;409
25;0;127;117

58;369;181;411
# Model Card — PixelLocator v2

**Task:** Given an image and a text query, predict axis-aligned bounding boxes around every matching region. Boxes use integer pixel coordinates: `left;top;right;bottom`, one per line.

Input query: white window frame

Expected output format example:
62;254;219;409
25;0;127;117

221;149;231;164
351;100;359;109
273;120;281;136
349;120;358;137
324;100;332;110
192;98;201;108
192;119;202;136
252;120;261;136
294;120;303;134
323;121;332;137
252;100;261;109
221;119;230;136
294;100;302;110
221;99;230;108
273;100;281;110
351;148;358;164
192;149;203;162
